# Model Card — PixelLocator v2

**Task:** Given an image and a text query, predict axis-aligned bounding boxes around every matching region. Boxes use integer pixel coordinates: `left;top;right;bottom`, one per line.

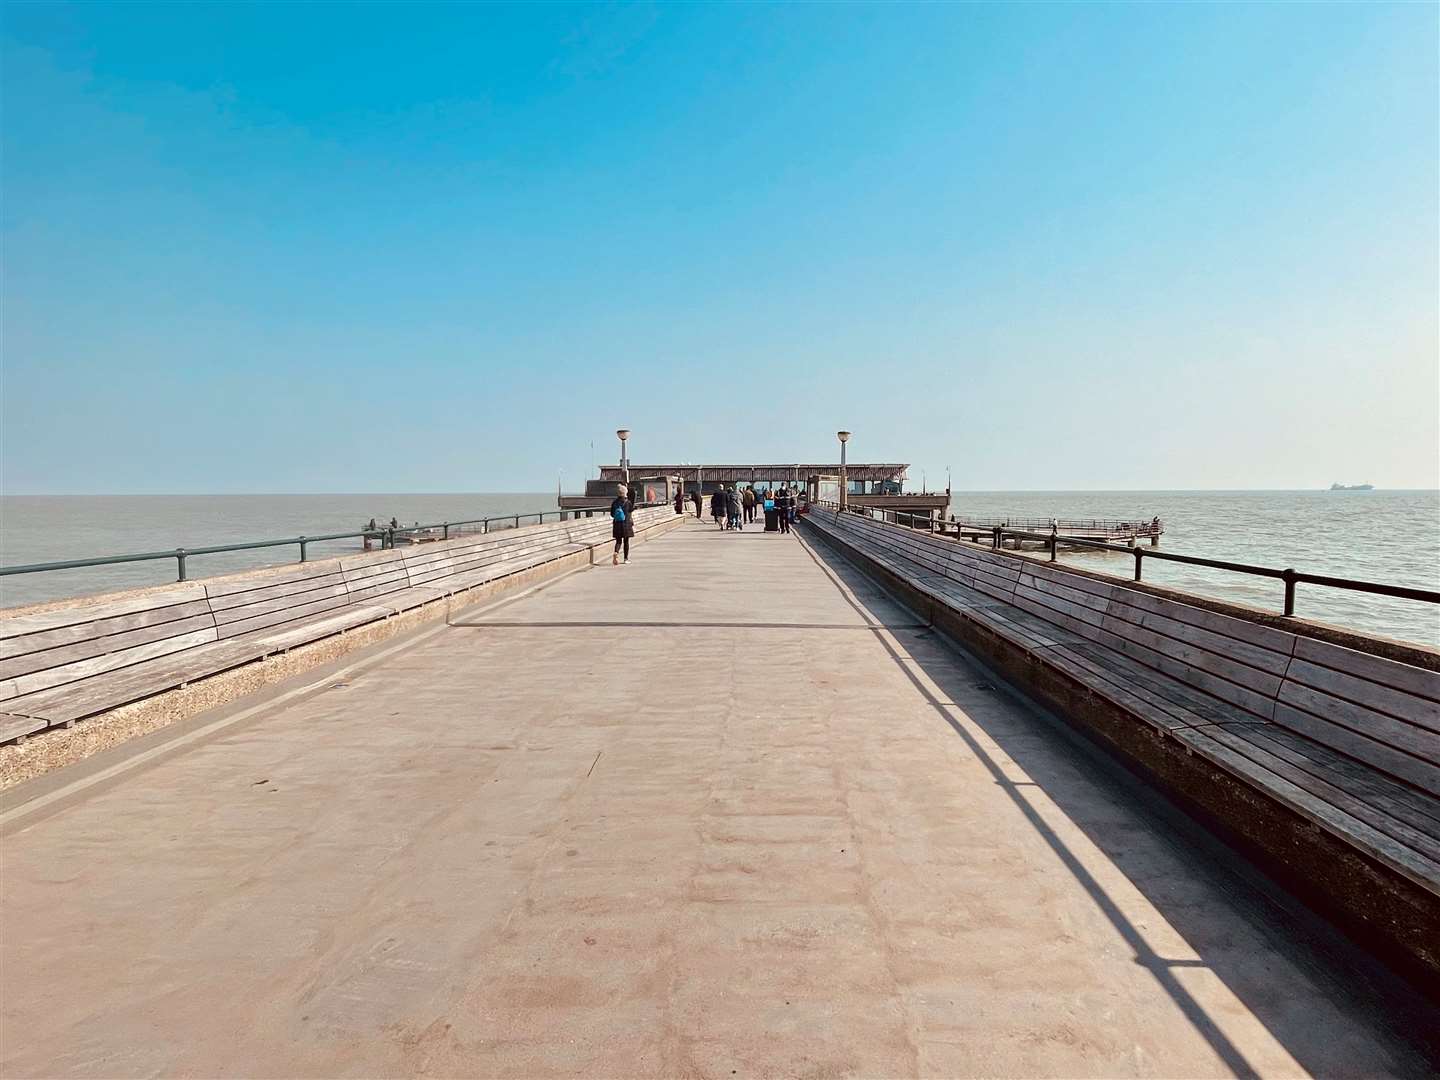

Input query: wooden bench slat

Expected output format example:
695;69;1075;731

0;586;210;639
1204;724;1440;873
2;640;266;725
1105;597;1293;677
1271;702;1440;798
0;612;219;682
0;711;48;743
0;598;214;659
1062;641;1261;731
1098;614;1284;706
1292;635;1440;701
213;592;354;640
1233;724;1440;840
243;606;394;652
205;571;349;613
201;561;346;600
1012;582;1110;634
2;627;220;699
1275;681;1440;767
1099;586;1300;654
1283;657;1440;736
1165;724;1440;898
210;583;351;626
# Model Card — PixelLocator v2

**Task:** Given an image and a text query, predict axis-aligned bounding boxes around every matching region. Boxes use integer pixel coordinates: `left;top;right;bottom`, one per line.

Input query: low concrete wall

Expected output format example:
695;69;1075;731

0;512;688;788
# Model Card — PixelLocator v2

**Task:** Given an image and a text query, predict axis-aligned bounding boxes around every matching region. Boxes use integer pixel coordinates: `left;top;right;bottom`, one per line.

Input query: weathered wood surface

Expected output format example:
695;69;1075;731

0;507;676;737
808;508;1440;908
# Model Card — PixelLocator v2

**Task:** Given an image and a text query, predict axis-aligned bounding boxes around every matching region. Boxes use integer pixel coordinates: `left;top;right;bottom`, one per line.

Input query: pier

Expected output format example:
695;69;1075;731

2;518;1437;1077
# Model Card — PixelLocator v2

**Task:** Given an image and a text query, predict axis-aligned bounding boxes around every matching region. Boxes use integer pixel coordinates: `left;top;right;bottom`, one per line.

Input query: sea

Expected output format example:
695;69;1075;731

1;491;1437;648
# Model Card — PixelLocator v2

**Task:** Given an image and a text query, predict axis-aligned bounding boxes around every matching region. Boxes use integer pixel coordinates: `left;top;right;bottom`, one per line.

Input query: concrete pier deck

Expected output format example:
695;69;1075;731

1;520;1434;1077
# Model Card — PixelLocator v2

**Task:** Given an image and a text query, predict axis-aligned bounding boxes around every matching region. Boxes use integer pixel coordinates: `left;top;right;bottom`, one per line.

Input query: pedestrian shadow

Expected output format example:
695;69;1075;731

798;533;1440;1078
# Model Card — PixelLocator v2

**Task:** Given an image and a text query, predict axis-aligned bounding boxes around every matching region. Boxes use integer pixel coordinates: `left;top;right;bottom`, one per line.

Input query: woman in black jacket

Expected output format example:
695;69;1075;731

611;484;635;565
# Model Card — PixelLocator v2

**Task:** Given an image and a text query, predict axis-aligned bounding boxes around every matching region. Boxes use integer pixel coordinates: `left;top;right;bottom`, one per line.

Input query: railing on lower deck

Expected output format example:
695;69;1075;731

0;504;657;586
812;501;1440;620
947;514;1163;538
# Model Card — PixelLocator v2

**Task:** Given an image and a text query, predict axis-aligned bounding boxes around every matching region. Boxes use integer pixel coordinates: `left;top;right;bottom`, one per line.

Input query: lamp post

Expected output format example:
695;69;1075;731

617;429;631;487
837;430;851;510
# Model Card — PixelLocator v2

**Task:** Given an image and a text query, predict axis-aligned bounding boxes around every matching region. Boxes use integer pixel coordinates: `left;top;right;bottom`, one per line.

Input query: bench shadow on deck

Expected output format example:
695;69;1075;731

797;534;1440;1078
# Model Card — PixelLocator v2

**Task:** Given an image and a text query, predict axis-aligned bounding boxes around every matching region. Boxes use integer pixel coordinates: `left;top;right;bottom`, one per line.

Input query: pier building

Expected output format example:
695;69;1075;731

559;461;953;520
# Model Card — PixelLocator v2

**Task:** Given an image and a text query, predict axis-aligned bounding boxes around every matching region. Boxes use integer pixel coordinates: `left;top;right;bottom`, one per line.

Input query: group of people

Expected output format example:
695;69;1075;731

699;484;797;533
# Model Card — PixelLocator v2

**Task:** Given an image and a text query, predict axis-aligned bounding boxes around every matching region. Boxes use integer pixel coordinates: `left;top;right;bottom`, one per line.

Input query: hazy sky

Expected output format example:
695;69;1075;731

2;2;1436;494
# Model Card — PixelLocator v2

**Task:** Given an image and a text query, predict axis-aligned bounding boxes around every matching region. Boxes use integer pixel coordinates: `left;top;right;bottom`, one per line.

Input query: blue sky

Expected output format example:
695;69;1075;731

2;2;1436;493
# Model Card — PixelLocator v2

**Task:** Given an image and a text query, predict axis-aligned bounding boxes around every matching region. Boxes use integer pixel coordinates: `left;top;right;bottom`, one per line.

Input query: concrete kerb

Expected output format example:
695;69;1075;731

0;513;688;792
798;516;1440;989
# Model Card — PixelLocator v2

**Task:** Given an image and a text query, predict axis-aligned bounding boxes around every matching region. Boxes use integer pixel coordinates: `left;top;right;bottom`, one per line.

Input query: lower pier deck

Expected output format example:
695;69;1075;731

1;521;1432;1077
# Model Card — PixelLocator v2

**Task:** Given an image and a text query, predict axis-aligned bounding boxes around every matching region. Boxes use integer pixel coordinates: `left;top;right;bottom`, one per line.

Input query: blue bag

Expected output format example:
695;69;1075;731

612;505;626;522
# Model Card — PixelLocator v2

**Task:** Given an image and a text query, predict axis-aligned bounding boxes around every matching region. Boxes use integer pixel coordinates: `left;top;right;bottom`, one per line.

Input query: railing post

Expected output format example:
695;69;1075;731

1133;548;1143;582
1049;525;1058;562
483;519;489;534
1282;569;1297;616
443;522;450;540
299;536;308;563
514;515;520;529
176;549;187;581
992;527;1001;550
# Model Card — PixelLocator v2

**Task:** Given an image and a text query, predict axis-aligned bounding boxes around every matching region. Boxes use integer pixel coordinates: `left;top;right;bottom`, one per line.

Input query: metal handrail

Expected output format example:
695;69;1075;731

811;500;1440;618
948;514;1163;534
0;503;652;584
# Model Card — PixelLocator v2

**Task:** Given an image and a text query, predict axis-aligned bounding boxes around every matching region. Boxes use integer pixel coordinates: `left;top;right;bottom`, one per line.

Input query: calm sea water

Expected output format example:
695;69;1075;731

946;491;1439;648
2;491;1437;647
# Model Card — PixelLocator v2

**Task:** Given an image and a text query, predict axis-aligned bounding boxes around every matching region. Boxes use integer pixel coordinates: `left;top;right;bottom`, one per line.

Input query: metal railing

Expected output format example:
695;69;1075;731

812;501;1440;618
0;504;650;584
947;514;1163;537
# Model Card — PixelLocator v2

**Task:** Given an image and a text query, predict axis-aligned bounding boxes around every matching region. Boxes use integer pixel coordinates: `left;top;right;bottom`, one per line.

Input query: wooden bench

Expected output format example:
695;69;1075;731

807;507;1440;976
0;507;674;742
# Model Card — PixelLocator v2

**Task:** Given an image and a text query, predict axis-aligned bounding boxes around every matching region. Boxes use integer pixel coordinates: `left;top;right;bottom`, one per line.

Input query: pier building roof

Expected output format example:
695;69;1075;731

598;462;910;482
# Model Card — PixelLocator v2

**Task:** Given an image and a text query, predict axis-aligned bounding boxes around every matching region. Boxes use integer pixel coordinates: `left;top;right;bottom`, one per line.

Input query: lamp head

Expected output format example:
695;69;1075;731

836;430;851;444
616;429;630;442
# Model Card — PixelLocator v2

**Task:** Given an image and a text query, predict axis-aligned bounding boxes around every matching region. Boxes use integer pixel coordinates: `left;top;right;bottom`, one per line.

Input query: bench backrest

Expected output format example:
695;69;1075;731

0;586;217;702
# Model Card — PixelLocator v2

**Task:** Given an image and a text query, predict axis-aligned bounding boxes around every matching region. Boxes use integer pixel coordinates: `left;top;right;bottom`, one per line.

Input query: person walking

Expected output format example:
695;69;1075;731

777;487;792;534
743;486;756;524
710;488;726;529
610;484;635;565
692;489;703;518
727;486;744;531
674;487;685;515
